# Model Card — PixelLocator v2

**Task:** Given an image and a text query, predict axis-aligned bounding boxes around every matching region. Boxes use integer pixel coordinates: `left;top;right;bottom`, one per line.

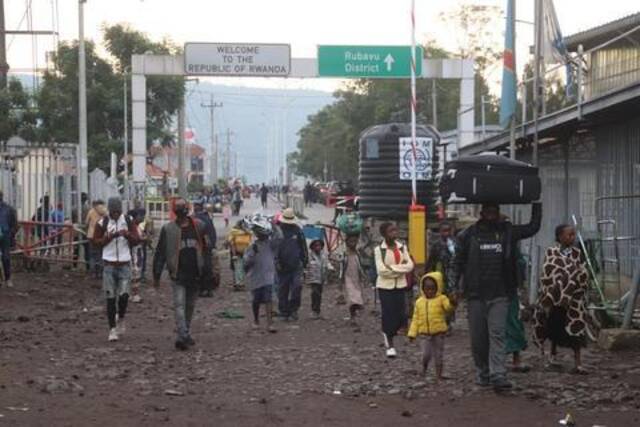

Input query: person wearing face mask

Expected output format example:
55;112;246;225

153;198;210;351
93;197;141;342
0;191;18;288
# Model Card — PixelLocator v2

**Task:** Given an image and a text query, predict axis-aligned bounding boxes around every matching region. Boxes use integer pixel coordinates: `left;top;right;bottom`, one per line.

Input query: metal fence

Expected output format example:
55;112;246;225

1;140;125;225
510;120;640;296
1;141;81;222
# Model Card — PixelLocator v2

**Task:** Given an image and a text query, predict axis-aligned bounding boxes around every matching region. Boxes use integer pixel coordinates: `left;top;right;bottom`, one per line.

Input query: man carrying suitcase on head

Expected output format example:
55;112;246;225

450;202;541;392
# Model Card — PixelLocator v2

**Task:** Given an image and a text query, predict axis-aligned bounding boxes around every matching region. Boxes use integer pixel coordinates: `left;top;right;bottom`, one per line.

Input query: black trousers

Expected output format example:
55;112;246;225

278;269;302;317
310;283;323;313
378;288;407;338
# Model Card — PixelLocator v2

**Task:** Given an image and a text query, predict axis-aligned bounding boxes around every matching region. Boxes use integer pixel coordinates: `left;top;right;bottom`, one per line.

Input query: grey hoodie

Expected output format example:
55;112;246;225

243;237;279;290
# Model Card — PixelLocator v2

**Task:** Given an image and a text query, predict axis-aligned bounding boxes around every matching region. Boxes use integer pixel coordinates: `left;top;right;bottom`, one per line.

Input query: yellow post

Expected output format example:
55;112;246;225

408;204;426;265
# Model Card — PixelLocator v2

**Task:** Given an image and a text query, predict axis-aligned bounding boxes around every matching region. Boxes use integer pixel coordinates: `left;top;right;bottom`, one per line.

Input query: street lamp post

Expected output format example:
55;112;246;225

78;0;88;194
123;67;130;201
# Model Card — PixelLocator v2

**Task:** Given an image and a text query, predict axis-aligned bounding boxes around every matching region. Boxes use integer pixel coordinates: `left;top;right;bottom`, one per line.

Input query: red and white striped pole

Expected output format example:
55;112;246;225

410;0;418;206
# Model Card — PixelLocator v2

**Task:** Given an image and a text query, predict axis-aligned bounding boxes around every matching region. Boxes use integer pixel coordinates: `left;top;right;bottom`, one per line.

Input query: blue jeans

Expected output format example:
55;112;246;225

102;264;131;298
171;282;198;340
232;257;245;286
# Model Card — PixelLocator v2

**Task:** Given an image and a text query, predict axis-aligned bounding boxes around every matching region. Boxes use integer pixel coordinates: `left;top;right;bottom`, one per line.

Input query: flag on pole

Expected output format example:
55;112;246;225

541;0;568;64
409;0;418;206
499;0;517;129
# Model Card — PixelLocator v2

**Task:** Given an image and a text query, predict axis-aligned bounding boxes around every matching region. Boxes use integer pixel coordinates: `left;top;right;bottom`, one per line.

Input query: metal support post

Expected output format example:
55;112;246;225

78;0;89;193
622;265;640;329
0;0;9;88
177;104;187;198
201;94;223;185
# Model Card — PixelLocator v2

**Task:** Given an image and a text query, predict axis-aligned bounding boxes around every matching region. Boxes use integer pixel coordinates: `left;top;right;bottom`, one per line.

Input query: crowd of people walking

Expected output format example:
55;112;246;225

0;189;597;393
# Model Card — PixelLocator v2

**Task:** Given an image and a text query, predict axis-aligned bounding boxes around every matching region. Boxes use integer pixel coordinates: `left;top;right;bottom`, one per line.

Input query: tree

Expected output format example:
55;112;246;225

103;24;185;146
37;40;123;171
0;78;39;143
294;42;498;181
440;5;503;127
36;24;185;172
519;61;572;122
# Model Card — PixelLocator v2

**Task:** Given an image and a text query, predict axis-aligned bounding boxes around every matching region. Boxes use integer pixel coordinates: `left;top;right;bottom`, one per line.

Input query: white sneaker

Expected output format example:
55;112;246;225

386;347;397;358
108;328;119;342
116;319;126;335
132;294;142;303
382;333;391;349
6;279;14;288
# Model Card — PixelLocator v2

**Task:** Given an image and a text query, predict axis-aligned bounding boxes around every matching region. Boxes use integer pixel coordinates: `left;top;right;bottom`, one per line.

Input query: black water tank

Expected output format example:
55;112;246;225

358;123;440;221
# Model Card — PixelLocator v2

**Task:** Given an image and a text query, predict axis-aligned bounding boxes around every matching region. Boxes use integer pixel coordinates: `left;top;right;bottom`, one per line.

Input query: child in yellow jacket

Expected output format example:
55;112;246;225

408;272;456;381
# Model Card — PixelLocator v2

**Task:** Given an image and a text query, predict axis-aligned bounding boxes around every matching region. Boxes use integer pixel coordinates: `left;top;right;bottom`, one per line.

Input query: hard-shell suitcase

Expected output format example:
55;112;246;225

439;154;541;204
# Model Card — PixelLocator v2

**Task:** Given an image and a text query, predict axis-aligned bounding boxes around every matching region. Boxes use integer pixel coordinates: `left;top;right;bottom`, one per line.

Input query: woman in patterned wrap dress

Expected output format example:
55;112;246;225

533;224;589;374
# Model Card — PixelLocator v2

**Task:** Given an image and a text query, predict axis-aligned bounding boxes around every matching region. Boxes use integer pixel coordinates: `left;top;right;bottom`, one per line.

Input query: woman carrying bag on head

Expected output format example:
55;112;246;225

375;222;414;358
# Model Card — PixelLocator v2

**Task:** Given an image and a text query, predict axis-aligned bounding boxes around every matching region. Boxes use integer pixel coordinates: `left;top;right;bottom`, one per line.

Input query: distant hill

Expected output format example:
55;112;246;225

9;74;335;183
185;82;334;184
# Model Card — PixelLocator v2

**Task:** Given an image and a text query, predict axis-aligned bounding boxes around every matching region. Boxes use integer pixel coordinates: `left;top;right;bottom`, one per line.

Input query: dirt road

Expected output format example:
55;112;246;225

1;200;639;426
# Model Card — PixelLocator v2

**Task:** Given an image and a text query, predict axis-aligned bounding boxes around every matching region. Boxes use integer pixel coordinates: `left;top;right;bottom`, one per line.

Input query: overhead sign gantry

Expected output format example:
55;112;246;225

130;43;474;186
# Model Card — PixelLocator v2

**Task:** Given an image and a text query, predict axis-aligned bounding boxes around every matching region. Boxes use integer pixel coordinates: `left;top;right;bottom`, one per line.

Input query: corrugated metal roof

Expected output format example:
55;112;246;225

565;12;640;51
460;80;640;156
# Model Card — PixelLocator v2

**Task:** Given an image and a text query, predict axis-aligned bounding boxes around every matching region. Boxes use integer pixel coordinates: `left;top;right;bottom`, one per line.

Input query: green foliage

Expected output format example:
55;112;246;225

295;4;505;182
103;24;185;146
295;45;498;182
187;179;204;194
35;24;185;172
38;40;122;171
0;78;40;143
519;61;572;121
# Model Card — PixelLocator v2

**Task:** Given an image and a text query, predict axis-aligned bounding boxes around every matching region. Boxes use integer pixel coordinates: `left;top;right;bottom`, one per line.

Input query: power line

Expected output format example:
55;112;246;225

7;0;33;50
190;88;334;99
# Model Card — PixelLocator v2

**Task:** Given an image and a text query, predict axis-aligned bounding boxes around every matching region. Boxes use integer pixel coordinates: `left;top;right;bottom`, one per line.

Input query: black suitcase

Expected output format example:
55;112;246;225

439;154;541;204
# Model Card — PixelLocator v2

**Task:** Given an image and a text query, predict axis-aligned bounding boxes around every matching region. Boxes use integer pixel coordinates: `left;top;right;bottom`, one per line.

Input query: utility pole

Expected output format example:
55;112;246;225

78;0;89;193
0;1;58;89
123;70;129;200
0;0;8;88
532;0;543;166
234;151;238;178
509;0;517;161
201;94;223;185
224;128;234;179
431;79;438;129
177;104;187;197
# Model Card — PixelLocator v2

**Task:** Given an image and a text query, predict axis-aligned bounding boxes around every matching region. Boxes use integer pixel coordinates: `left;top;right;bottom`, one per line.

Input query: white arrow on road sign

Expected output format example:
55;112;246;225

384;54;395;71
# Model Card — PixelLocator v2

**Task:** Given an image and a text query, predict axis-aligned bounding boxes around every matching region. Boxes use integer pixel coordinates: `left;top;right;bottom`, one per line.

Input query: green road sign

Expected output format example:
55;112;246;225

317;45;423;78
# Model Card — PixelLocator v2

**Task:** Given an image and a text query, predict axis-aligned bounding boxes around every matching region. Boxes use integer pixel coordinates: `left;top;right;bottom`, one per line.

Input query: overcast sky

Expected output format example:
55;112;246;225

4;0;639;92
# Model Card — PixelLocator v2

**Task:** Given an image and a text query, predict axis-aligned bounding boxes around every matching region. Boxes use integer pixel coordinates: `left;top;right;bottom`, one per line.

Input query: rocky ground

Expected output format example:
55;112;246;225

1;200;639;426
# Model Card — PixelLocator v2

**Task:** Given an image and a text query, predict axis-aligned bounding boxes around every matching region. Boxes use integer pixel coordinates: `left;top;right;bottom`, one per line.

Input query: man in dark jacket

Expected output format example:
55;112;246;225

450;202;541;392
276;208;308;321
0;191;18;288
153;198;210;350
193;201;217;297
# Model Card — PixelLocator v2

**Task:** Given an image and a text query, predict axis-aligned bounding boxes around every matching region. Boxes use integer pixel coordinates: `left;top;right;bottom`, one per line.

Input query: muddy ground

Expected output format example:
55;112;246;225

1;262;639;426
2;199;640;426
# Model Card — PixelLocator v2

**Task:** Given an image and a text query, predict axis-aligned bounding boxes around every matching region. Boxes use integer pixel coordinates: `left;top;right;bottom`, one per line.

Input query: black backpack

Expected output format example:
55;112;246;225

100;214;133;233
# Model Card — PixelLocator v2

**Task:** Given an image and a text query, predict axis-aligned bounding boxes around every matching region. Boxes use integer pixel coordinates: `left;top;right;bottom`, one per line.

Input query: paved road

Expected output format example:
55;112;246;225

1;201;639;426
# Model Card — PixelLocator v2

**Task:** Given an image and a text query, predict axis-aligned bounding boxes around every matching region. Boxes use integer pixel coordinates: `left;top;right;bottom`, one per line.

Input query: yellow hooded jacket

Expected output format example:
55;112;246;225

408;271;454;338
